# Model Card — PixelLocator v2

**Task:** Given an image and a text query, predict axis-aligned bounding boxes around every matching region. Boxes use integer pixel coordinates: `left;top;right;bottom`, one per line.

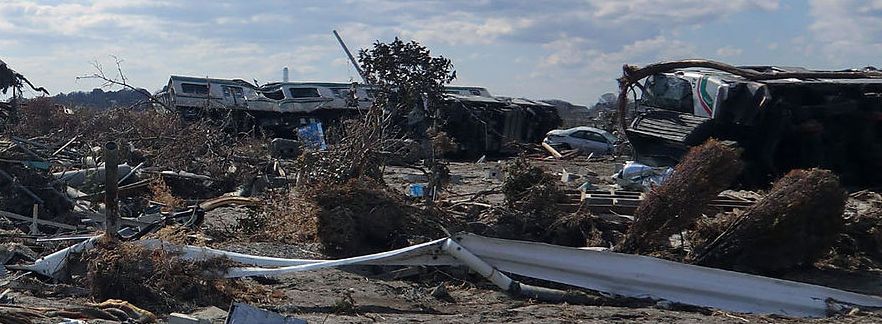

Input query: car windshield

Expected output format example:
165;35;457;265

601;132;617;144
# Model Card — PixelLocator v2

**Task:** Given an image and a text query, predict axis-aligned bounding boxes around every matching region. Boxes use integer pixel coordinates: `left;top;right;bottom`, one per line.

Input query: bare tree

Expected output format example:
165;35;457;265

76;55;170;111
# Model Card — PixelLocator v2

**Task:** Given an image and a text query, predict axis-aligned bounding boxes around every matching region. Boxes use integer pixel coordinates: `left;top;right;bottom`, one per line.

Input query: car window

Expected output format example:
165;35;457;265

572;131;608;143
584;132;609;143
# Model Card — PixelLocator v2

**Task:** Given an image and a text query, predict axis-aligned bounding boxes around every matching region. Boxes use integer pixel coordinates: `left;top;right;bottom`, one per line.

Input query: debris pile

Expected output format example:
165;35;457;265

4;53;882;323
692;169;846;273
251;178;460;257
824;192;882;270
80;239;268;313
617;139;743;255
0;98;269;238
479;156;623;247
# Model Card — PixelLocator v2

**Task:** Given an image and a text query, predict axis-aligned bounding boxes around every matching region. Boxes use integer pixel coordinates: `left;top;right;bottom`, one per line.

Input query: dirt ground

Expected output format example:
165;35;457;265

6;156;882;323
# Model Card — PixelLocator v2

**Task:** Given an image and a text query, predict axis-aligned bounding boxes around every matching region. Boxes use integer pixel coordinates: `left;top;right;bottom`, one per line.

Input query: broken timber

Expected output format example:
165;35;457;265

560;189;756;214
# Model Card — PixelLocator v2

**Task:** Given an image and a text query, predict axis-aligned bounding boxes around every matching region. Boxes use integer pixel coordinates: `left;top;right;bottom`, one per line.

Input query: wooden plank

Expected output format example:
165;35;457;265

541;142;563;159
0;211;79;230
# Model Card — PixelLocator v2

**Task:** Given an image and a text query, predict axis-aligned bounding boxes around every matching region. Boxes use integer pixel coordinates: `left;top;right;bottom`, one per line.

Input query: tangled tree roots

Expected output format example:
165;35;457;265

617;139;744;254
310;179;456;257
545;212;606;247
82;239;266;313
692;169;846;274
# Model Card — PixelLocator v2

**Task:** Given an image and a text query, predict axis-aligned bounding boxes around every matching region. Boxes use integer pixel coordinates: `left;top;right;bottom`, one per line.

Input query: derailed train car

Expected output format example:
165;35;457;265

155;76;372;133
616;60;882;186
156;76;560;155
441;86;561;156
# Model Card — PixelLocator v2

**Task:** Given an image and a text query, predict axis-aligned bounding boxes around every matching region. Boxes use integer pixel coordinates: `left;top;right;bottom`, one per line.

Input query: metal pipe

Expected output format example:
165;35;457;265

103;142;119;239
442;239;515;291
117;161;144;185
442;238;588;304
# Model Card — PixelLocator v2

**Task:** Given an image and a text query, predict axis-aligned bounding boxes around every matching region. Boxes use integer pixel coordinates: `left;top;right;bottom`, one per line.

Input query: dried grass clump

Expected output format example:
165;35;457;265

294;107;387;185
502;156;551;203
147;225;207;246
5;97;90;138
617;139;743;254
244;191;322;244
685;212;741;254
149;178;184;212
82;239;271;313
692;168;846;274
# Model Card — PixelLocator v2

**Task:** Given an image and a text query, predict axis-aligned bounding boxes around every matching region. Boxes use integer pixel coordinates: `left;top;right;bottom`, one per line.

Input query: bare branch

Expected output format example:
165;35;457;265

77;56;170;111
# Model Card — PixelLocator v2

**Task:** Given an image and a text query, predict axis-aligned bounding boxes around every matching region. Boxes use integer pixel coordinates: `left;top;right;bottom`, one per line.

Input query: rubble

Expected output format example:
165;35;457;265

256;179;459;257
80;238;269;313
692;169;847;274
5;52;882;323
617;139;743;255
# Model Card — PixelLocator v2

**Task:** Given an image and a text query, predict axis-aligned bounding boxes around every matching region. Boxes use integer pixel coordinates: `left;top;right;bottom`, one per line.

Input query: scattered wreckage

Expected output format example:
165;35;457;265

616;59;882;186
155;75;560;156
4;52;882;322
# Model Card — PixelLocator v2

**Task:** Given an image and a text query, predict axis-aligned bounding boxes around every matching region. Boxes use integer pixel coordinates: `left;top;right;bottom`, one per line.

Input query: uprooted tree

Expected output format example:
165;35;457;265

358;38;456;202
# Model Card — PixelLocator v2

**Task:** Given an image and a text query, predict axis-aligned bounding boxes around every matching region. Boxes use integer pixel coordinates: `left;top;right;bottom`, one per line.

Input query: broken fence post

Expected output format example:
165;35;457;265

104;141;119;240
29;204;40;235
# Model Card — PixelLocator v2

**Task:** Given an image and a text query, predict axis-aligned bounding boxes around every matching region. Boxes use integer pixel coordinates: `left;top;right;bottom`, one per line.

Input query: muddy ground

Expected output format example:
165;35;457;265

6;156;882;323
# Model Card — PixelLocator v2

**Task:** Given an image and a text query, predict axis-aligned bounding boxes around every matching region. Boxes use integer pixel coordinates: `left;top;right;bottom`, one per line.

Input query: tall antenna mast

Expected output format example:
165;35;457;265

332;30;368;84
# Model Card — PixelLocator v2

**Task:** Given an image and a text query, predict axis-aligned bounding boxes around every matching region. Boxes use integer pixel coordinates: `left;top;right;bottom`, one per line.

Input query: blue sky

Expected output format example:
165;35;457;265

1;0;881;105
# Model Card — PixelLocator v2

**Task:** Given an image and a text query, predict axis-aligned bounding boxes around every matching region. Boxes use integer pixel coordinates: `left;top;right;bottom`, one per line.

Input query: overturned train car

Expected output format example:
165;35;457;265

617;60;882;186
156;76;560;156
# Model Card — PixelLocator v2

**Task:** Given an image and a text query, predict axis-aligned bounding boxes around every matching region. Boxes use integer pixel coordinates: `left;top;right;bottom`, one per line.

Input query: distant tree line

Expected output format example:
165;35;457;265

52;88;152;110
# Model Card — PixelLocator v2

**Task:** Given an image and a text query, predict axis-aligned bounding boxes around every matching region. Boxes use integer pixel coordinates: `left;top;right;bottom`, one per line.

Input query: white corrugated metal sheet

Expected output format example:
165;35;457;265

16;233;882;317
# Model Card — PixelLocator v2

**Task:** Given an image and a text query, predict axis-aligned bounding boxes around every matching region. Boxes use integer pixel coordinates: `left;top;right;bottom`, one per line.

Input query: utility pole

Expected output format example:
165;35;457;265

333;30;369;85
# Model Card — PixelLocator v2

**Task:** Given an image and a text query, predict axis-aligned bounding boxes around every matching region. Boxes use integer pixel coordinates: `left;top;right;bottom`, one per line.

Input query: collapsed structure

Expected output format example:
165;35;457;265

617;60;882;186
155;75;560;156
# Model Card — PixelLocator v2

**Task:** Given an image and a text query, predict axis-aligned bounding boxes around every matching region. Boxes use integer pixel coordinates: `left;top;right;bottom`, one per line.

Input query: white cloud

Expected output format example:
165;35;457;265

589;0;778;24
404;15;534;45
0;0;796;104
808;0;882;62
716;46;743;57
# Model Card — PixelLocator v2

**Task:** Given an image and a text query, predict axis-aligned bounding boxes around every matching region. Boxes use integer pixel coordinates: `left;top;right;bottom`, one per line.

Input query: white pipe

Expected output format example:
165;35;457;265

442;239;514;291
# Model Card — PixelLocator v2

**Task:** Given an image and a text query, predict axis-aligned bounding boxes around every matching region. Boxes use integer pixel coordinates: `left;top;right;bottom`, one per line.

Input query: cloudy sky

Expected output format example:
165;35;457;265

1;0;881;105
